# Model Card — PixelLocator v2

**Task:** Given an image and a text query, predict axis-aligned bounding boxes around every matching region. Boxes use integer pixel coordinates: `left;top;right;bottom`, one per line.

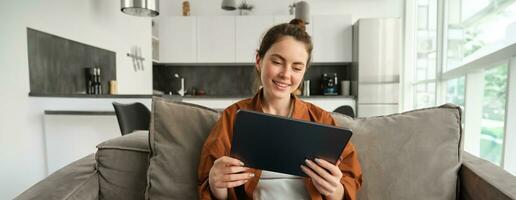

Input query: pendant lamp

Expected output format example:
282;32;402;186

121;0;159;17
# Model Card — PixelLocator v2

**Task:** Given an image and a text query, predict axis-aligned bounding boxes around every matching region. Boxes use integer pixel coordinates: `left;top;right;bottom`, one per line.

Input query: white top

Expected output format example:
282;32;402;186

253;170;310;200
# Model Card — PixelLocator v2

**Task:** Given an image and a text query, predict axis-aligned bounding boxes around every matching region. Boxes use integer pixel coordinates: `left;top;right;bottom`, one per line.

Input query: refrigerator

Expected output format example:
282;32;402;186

352;18;402;117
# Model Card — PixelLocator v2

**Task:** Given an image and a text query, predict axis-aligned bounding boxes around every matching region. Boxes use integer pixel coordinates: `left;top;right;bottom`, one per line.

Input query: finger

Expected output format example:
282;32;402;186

315;158;342;176
213;179;249;189
224;179;249;188
224;166;250;174
220;156;245;166
305;159;337;186
223;173;255;182
301;165;334;194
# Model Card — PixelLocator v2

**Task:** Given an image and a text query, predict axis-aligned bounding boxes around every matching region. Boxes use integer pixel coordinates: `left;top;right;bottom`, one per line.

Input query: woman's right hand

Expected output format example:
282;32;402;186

208;156;255;199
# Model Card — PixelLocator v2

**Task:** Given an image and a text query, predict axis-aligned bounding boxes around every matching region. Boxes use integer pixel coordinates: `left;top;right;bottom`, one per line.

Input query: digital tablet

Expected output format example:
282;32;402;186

230;109;353;177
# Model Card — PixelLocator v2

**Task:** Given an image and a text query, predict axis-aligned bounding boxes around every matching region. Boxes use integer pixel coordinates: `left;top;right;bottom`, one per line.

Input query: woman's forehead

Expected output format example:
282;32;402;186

266;37;308;62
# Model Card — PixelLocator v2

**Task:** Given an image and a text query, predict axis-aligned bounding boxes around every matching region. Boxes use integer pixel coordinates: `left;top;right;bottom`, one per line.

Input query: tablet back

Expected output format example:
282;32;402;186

230;110;352;177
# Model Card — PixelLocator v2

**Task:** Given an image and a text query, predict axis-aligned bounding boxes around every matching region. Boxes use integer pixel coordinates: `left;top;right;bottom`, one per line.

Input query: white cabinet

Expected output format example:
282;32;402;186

158;17;197;63
312;15;352;62
197;16;235;63
235;16;274;63
157;15;352;64
273;15;313;36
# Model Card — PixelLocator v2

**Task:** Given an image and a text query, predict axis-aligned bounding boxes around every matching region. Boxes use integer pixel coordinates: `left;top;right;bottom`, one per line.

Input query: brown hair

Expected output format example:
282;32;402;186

257;19;312;65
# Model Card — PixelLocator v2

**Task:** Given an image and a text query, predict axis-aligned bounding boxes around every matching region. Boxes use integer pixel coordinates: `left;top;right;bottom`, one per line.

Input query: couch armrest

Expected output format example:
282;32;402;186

96;131;149;200
460;152;516;200
15;154;99;200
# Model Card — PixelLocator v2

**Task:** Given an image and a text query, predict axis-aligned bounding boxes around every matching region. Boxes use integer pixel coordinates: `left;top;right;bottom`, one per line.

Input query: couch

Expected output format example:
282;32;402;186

15;99;516;200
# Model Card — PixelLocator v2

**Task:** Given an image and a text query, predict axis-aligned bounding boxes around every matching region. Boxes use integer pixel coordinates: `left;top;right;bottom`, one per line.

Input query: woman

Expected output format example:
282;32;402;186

198;20;362;200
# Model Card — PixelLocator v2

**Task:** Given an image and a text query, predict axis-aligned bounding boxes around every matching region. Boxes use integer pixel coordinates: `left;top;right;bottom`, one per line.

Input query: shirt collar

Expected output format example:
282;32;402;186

251;88;309;120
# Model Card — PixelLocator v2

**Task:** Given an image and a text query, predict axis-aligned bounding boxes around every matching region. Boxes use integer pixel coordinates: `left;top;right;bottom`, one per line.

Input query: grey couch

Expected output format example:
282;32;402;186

15;102;516;200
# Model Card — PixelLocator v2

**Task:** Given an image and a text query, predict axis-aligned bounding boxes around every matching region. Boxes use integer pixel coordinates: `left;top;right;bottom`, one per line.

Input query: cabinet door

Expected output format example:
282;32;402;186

312;15;352;62
158;17;197;63
197;16;235;63
273;15;313;36
235;16;274;63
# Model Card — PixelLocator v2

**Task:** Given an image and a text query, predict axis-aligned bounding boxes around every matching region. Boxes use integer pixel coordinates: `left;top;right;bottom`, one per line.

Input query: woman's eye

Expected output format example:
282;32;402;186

272;60;281;64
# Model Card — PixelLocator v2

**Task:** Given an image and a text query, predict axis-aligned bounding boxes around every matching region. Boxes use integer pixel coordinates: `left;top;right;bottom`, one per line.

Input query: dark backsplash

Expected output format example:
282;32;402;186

153;63;352;96
27;28;116;95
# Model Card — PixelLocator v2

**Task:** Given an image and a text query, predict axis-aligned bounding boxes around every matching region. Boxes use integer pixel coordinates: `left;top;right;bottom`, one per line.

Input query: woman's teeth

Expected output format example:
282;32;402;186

273;80;289;88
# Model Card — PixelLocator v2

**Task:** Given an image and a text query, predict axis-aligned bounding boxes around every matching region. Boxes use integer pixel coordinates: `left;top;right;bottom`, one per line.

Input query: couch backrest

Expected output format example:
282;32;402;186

332;104;463;200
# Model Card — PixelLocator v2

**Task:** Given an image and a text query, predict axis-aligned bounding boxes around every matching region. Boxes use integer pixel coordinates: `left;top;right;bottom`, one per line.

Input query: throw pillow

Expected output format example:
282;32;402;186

145;97;220;199
332;104;463;200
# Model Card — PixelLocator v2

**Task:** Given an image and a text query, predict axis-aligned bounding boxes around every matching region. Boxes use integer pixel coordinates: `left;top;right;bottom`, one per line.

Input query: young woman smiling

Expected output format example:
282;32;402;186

198;19;362;200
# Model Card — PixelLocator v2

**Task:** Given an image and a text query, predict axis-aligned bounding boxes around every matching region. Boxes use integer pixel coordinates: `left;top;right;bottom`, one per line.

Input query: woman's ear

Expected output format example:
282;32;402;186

255;53;261;73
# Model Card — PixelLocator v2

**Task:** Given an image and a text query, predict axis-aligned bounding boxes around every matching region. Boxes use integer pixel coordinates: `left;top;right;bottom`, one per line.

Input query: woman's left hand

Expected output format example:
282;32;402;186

301;158;344;200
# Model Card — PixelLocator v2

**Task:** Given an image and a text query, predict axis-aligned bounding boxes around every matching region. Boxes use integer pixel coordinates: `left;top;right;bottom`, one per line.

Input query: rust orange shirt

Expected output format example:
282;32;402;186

198;90;362;200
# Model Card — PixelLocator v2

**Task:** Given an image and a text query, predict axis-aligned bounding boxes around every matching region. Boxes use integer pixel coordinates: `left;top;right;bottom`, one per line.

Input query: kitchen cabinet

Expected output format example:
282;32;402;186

197;16;235;63
312;15;352;62
273;15;313;36
157;15;351;64
158;17;197;63
235;16;274;63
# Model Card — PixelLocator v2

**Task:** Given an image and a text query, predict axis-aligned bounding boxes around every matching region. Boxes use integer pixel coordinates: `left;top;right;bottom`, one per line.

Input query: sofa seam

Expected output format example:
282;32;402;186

62;169;99;200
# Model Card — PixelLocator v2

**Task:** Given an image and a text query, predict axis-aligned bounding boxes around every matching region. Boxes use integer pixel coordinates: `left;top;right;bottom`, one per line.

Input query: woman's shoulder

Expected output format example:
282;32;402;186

297;98;334;122
221;97;255;115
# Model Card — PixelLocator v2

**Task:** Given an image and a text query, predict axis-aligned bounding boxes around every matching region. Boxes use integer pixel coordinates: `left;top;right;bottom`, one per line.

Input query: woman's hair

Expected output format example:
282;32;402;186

256;19;312;65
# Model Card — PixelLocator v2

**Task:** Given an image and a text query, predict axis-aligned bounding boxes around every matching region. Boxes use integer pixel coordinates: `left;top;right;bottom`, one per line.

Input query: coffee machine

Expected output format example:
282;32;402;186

321;73;339;95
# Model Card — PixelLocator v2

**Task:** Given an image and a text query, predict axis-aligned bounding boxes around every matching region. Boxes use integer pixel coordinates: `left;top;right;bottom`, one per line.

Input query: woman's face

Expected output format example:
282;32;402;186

256;36;308;100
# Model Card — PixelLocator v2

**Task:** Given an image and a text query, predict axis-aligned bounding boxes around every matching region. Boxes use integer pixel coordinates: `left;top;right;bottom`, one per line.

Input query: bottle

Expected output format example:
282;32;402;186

87;67;95;94
93;68;100;95
97;68;103;94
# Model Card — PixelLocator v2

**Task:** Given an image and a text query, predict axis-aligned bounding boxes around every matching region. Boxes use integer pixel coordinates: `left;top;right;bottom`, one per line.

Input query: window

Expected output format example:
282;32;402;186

414;0;438;109
446;76;465;107
406;0;516;174
480;64;508;165
446;0;516;71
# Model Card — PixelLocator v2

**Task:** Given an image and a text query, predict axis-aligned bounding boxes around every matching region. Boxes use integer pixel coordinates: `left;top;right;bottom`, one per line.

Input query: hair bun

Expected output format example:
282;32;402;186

289;19;306;31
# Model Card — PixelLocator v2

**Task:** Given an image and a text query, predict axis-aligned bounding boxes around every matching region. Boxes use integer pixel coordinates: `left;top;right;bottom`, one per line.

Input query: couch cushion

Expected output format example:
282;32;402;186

332;104;463;200
146;97;220;200
96;131;150;200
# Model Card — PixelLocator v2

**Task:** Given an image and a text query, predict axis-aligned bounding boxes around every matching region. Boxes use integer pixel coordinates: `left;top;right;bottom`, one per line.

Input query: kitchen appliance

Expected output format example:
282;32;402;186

353;18;401;117
321;73;339;95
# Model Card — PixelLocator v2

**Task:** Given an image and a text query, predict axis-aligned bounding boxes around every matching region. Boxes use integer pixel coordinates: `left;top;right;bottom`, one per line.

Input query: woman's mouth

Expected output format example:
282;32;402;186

273;80;290;90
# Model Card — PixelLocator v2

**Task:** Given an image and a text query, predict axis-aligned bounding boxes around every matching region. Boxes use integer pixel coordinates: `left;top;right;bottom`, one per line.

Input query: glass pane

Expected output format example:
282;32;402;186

415;0;438;81
446;0;516;71
446;76;465;107
414;82;436;108
480;64;508;165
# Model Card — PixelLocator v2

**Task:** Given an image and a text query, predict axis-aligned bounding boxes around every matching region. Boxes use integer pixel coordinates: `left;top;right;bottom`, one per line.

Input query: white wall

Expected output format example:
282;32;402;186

159;0;402;23
0;0;152;198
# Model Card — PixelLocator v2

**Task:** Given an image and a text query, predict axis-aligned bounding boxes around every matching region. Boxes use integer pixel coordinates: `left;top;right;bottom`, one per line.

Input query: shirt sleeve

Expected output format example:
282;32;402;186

198;109;239;200
323;113;363;200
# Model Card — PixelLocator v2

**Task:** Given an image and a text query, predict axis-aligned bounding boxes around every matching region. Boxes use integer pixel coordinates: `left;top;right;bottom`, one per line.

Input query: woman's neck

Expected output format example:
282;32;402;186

261;91;292;117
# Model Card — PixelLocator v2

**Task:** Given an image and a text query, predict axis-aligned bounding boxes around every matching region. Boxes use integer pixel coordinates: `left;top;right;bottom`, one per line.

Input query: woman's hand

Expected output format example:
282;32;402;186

209;156;255;200
301;158;344;200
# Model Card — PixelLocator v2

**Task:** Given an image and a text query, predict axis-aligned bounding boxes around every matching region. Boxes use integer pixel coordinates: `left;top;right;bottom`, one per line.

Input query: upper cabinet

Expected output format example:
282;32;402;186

157;15;352;64
158;17;197;63
273;15;313;36
312;15;352;63
197;16;235;63
235;16;274;63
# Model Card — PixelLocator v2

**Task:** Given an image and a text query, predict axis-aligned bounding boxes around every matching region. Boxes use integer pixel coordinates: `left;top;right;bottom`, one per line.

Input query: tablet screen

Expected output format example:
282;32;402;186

230;110;352;177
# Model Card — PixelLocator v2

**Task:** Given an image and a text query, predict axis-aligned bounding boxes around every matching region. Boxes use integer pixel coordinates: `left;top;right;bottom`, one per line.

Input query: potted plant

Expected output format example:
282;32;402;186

238;1;254;15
